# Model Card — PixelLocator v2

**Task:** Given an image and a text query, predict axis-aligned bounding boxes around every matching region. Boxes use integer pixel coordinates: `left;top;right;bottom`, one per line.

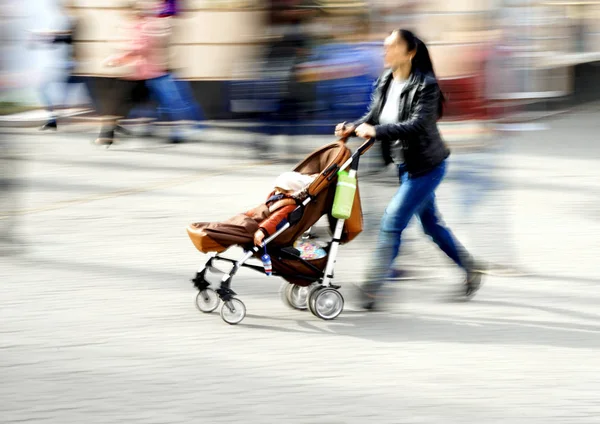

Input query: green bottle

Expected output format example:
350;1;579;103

332;171;357;220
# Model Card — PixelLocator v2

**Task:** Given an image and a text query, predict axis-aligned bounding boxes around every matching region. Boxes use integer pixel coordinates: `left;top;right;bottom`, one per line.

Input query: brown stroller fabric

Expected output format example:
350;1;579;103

271;140;364;247
187;140;364;256
270;254;328;287
187;204;269;254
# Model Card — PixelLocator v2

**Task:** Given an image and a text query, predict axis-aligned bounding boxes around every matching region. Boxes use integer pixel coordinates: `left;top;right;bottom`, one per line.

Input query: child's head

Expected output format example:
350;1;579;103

273;172;315;195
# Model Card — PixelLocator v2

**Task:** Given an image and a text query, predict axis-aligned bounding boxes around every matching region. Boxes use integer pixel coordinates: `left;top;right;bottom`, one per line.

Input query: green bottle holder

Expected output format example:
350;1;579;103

332;171;357;220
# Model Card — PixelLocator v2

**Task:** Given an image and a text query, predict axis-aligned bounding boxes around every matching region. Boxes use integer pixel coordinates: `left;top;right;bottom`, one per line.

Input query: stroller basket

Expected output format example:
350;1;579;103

270;245;329;287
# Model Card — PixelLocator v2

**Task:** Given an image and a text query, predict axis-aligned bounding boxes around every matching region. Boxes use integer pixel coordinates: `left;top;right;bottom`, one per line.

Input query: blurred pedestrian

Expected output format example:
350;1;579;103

156;0;205;129
97;0;189;146
1;0;24;254
335;29;485;308
31;1;96;131
264;0;317;161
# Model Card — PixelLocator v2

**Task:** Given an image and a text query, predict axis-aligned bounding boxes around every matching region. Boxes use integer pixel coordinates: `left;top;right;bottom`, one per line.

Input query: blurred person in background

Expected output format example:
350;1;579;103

335;29;485;309
155;0;205;130
97;0;189;146
1;0;23;253
30;0;97;131
264;0;317;161
0;132;21;254
126;0;205;137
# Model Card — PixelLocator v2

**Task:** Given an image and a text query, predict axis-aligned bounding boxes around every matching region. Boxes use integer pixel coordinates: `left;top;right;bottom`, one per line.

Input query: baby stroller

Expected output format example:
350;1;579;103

186;136;375;325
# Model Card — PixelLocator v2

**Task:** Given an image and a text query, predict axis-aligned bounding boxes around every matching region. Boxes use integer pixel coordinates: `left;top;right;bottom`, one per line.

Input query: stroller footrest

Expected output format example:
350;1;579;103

216;287;237;302
191;272;210;291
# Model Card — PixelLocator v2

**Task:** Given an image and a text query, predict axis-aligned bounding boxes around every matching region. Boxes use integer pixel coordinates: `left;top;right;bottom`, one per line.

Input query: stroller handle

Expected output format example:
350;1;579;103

338;122;375;156
356;137;375;156
335;136;376;176
339;135;375;157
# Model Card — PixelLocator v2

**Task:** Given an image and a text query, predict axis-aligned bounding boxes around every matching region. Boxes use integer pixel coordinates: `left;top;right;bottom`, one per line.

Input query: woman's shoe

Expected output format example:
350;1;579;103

464;261;486;299
465;271;483;298
352;282;381;311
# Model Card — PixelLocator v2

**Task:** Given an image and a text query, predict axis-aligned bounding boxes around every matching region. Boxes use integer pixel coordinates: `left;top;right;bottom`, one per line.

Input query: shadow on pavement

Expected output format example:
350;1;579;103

241;304;600;350
475;299;600;323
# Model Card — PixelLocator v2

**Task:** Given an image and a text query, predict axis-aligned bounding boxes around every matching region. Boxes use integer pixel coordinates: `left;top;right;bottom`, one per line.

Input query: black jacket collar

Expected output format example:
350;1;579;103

379;69;424;96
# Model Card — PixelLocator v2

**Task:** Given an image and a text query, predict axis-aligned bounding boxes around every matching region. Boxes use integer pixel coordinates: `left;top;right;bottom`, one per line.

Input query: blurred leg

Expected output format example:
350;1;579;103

96;80;139;144
145;74;187;142
39;79;55;114
360;163;447;305
418;194;468;268
173;78;203;123
418;181;484;297
0;136;23;253
62;75;96;111
39;78;57;129
82;77;100;112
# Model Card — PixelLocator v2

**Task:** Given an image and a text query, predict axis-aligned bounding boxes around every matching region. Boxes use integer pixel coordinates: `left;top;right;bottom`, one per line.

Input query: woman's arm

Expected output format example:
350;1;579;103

374;80;440;142
110;31;150;65
107;20;165;66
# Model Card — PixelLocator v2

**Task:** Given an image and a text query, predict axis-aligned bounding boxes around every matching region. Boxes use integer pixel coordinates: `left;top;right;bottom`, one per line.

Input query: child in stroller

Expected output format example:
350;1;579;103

252;172;318;246
187;137;374;325
188;171;317;251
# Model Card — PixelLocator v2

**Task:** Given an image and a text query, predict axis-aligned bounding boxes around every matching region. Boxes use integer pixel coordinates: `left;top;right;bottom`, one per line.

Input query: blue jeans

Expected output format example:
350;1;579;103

174;79;205;124
144;74;192;139
154;79;205;129
362;160;469;295
145;74;188;122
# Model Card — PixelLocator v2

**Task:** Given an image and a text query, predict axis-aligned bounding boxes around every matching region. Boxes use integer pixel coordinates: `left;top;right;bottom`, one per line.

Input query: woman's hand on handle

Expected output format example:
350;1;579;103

355;123;376;139
335;122;355;138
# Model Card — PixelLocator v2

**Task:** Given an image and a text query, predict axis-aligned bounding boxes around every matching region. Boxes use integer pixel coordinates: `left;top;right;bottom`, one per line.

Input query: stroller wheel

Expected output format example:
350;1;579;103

195;289;220;313
307;284;323;316
281;283;310;311
312;288;344;321
220;298;246;325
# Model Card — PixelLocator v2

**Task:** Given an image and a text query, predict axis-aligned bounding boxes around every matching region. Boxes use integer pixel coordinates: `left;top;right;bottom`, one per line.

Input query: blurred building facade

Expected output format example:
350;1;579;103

32;0;600;122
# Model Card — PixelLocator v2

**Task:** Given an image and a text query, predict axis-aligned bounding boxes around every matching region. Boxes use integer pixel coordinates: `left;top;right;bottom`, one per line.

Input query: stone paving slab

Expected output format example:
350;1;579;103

1;111;600;423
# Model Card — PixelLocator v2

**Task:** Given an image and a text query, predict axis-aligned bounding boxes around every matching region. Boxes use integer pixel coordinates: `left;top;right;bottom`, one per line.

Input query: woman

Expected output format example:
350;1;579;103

34;2;97;131
97;0;188;145
335;29;484;309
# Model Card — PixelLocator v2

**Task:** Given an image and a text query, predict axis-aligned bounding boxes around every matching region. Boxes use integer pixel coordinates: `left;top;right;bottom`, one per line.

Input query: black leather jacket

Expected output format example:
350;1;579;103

353;69;450;177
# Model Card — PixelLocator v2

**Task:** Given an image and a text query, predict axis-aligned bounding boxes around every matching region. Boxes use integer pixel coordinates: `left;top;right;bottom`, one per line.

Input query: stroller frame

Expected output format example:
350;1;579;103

192;136;375;325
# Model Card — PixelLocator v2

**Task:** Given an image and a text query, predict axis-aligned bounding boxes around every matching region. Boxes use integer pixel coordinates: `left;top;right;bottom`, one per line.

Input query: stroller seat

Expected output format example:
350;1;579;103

187;140;363;256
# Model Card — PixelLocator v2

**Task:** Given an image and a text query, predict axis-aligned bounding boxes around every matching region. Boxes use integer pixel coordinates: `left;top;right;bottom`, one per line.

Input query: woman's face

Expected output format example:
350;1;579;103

383;31;413;70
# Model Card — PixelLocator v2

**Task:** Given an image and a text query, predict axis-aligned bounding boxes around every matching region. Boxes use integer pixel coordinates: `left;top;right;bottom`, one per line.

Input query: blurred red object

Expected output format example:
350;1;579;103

439;45;497;121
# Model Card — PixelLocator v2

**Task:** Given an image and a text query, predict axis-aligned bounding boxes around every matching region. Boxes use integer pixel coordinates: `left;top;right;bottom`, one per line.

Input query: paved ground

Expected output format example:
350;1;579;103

1;107;600;423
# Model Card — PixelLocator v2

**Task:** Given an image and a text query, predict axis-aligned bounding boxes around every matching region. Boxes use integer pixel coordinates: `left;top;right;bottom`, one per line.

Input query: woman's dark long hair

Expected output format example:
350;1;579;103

398;29;446;118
